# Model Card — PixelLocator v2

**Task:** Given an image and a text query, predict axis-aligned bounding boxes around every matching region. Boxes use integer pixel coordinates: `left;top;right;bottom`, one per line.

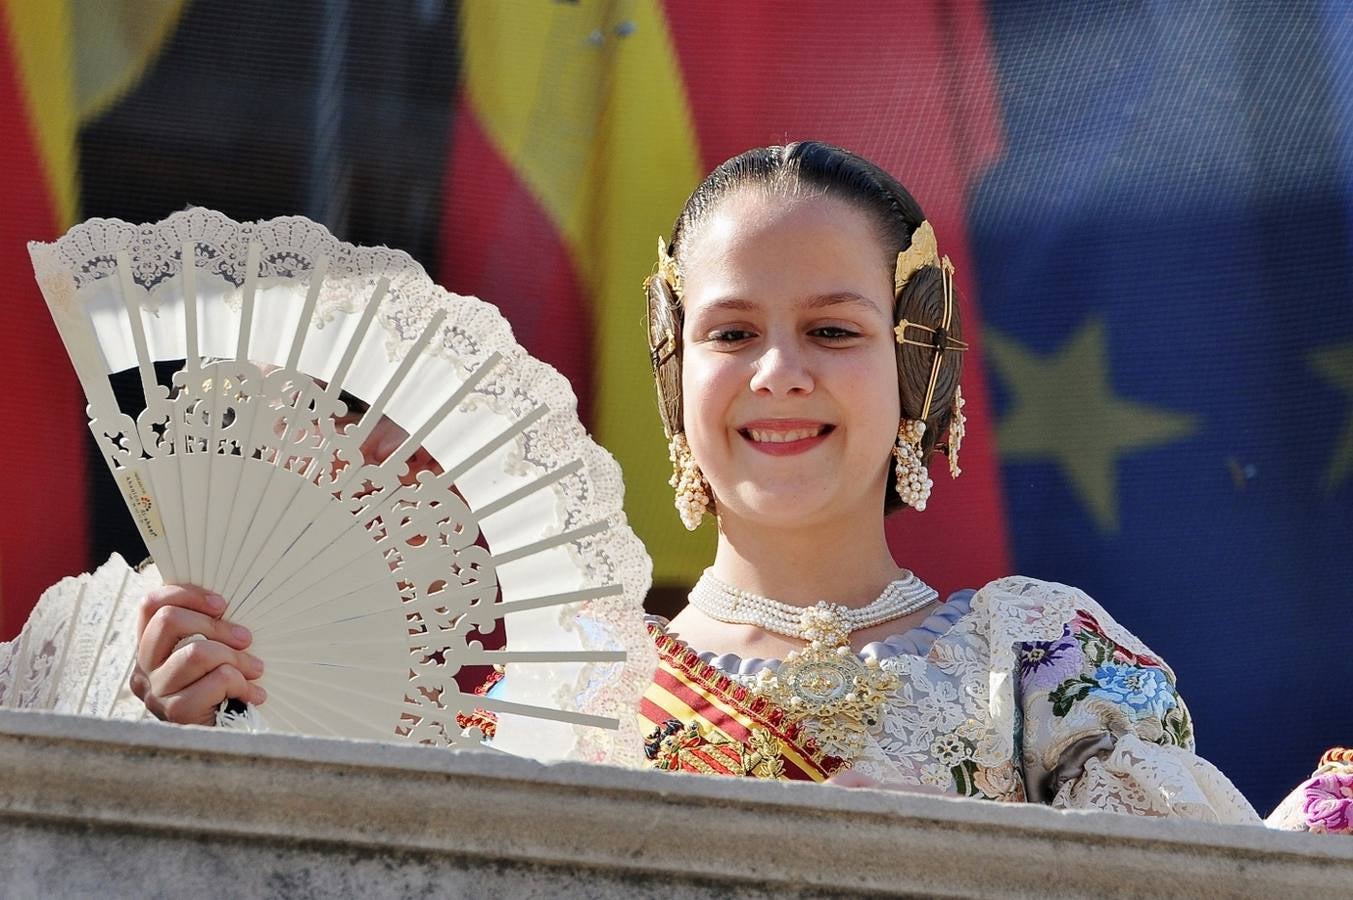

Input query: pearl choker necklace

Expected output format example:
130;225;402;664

688;570;938;643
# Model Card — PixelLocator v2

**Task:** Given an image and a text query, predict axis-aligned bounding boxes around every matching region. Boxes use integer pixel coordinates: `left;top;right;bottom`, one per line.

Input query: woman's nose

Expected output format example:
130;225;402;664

748;340;813;396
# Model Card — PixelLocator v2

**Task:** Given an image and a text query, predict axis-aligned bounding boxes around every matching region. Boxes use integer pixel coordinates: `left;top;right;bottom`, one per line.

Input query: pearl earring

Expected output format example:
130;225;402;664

893;420;933;511
946;384;966;479
669;432;710;530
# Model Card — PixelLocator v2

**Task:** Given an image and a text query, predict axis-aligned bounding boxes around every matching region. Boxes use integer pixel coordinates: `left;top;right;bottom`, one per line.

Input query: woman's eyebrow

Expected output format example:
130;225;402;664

698;292;880;313
798;292;884;313
699;297;759;312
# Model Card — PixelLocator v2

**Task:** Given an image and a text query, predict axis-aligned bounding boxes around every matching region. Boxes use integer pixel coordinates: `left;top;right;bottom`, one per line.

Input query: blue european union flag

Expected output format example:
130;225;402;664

971;1;1353;813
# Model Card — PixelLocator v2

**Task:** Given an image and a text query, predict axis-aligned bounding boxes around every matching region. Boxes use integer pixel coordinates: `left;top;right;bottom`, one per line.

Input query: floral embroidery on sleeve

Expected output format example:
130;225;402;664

983;577;1259;822
1018;626;1084;691
1088;663;1176;720
1023;611;1193;752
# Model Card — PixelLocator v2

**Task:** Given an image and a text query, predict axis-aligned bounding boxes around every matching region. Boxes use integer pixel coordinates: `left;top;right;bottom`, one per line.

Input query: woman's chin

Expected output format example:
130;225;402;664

718;489;843;530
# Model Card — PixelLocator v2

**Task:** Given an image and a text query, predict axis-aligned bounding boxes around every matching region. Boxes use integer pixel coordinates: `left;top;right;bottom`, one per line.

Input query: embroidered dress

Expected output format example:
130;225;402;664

640;575;1263;824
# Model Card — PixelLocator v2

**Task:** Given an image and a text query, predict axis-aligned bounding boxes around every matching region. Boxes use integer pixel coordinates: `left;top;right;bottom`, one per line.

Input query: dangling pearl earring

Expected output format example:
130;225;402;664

669;432;710;530
893;420;933;511
946;384;966;480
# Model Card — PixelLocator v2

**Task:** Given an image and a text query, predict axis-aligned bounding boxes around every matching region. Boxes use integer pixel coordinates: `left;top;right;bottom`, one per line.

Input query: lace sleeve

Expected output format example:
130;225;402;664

998;582;1260;824
0;554;158;719
1051;733;1260;823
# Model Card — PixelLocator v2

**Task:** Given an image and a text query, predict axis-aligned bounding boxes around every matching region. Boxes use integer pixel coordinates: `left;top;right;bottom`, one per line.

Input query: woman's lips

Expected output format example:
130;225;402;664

738;421;834;457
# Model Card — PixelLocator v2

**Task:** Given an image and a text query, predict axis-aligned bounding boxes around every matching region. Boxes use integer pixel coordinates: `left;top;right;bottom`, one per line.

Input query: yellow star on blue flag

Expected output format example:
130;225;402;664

985;317;1197;532
1311;340;1353;492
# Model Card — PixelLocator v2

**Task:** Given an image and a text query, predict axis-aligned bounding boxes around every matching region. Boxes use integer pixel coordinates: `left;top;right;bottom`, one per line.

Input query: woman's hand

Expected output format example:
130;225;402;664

826;770;949;796
129;584;266;725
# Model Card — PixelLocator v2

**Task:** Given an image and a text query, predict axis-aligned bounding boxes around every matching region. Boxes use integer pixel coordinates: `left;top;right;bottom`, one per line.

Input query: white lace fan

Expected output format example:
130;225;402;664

25;209;655;765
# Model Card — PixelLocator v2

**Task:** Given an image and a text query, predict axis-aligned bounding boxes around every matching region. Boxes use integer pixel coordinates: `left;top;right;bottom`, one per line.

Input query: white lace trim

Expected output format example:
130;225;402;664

1053;734;1260;823
0;554;156;719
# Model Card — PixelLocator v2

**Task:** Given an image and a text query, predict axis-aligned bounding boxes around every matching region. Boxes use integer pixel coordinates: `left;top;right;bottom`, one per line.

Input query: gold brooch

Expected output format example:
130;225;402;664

753;605;900;760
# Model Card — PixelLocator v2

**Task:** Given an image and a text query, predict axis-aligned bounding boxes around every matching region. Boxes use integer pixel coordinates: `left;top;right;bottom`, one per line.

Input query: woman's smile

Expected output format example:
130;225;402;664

738;419;836;456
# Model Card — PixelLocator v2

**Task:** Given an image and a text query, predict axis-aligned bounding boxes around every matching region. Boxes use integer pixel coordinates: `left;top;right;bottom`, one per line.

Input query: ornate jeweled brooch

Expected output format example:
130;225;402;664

753;604;900;759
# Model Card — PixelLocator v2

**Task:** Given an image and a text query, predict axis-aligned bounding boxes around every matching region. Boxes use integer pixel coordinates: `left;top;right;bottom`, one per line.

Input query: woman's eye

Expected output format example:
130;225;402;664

812;326;860;341
707;329;754;344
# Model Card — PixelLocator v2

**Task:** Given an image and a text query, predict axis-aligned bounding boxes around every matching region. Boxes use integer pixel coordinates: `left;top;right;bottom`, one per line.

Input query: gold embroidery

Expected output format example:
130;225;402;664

647;719;789;780
742;728;788;780
645;622;847;779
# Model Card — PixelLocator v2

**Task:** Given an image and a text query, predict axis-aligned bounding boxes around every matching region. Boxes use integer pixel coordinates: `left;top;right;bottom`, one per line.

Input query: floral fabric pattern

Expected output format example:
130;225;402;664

1303;772;1353;833
1267;748;1353;834
1017;595;1213;817
1018;626;1084;691
1088;663;1177;720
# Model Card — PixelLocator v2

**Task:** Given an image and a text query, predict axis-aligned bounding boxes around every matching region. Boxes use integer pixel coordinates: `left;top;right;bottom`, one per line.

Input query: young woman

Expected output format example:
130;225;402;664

635;141;1263;821
129;141;1281;825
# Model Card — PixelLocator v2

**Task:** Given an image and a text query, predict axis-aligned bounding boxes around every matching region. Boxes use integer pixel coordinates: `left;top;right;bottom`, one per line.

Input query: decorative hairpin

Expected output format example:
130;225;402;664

656;236;683;299
891;220;968;507
894;221;939;295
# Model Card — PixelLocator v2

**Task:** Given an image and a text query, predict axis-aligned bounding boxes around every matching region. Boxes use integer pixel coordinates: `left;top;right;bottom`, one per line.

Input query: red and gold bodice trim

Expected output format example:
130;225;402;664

639;622;846;782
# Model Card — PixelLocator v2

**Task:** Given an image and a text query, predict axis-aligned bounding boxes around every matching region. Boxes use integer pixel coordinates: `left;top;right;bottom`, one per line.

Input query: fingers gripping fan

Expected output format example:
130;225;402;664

29;209;654;764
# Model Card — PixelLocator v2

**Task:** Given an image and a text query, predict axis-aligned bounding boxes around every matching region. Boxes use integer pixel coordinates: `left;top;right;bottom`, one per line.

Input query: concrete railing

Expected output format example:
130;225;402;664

1;709;1349;898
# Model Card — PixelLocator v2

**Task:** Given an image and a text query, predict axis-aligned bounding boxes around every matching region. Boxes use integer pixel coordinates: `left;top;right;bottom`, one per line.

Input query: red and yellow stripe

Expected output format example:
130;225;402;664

641;625;844;781
442;0;712;587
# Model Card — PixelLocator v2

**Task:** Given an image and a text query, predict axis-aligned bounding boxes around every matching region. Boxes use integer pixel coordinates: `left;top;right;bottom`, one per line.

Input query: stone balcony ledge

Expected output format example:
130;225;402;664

1;709;1349;898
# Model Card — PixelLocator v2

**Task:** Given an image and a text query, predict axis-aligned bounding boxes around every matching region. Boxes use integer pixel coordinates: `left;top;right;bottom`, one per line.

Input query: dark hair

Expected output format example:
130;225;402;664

646;141;963;513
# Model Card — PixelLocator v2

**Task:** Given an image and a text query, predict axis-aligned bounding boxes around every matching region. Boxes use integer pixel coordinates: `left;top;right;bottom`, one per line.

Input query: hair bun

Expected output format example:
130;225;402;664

894;264;964;459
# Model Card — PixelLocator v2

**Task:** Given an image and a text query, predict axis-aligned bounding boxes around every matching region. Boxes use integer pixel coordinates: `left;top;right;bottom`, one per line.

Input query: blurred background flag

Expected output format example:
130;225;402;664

0;0;1347;813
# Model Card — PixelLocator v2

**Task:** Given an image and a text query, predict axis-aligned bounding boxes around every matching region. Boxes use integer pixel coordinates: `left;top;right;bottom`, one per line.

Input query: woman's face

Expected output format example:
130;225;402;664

679;189;900;531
